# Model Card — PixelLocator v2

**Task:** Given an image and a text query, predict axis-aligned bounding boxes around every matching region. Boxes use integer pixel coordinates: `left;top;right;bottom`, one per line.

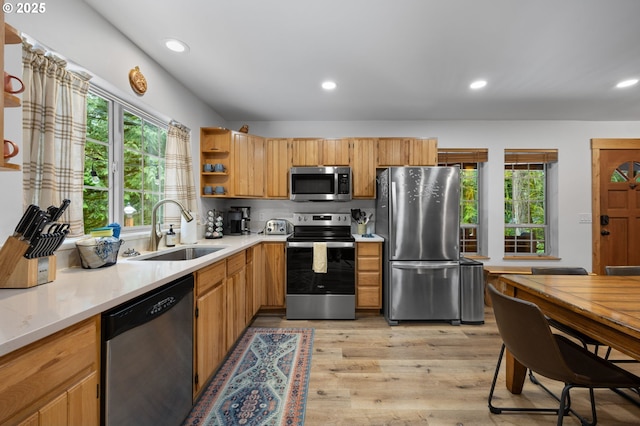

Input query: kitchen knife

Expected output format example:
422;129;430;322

22;212;49;243
48;199;71;222
24;234;45;259
48;230;69;256
14;205;40;238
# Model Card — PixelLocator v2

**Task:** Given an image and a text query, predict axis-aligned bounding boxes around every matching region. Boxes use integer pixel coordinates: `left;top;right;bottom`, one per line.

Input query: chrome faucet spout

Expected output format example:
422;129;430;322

148;199;194;251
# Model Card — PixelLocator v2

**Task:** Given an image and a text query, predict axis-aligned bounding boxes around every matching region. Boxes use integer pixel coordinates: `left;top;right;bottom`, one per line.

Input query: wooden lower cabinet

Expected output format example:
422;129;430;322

262;242;286;308
194;260;226;396
0;316;100;426
19;372;98;426
356;242;382;309
246;244;264;321
226;251;247;350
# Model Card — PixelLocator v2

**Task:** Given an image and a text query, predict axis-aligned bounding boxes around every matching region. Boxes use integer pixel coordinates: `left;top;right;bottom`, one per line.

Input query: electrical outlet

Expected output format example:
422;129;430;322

259;212;266;221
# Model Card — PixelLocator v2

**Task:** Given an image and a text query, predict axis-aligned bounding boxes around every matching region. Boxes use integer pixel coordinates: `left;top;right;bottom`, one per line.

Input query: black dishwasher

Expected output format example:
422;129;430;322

101;275;193;426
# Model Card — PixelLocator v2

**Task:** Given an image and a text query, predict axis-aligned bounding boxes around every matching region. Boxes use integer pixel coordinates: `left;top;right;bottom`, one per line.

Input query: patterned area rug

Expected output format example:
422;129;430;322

184;327;314;426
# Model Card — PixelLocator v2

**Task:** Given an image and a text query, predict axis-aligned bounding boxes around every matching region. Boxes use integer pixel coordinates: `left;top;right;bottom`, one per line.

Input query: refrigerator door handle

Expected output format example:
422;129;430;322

392;263;459;270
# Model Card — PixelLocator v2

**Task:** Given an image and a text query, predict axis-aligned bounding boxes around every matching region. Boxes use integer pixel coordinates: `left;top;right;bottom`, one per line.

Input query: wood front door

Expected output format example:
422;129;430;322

592;139;640;274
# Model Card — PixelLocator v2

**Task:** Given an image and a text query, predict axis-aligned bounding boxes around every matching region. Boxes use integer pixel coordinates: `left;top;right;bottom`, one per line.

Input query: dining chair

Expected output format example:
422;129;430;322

529;267;604;354
487;284;640;426
605;265;640;276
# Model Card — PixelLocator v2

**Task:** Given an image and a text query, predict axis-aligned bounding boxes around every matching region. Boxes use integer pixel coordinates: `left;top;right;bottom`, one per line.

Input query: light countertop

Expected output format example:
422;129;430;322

0;233;383;357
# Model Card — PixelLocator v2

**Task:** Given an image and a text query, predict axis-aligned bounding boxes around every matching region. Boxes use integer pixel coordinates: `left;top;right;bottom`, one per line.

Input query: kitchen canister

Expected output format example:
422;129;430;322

180;211;198;244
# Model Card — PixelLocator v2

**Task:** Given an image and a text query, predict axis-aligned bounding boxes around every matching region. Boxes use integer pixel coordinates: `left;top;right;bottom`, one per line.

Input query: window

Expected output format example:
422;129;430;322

439;148;487;256
504;149;557;256
83;89;168;234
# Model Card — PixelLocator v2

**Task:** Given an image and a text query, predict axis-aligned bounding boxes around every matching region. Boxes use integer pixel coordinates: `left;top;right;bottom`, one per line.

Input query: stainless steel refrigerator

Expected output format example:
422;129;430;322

376;167;461;325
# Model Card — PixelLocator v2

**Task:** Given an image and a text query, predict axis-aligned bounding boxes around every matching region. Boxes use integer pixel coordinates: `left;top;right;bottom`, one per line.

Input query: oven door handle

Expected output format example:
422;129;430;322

286;241;355;249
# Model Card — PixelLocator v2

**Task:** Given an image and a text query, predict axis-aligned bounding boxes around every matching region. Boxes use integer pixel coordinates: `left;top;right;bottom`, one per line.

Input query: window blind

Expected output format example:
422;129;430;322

505;149;558;164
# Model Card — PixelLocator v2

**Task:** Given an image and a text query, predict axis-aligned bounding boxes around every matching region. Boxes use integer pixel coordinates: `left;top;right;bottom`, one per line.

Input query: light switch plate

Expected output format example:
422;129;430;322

578;213;592;223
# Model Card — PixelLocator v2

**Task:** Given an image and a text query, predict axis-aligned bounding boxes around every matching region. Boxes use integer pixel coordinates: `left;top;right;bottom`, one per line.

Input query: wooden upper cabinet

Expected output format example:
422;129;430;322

408;138;437;165
350;138;377;199
232;132;265;197
377;138;410;166
322;139;350;166
377;137;438;166
291;138;350;166
200;127;232;197
292;138;322;166
265;138;291;198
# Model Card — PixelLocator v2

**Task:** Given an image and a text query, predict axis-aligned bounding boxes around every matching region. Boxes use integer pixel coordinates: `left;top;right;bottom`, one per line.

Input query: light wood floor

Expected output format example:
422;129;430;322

251;307;640;425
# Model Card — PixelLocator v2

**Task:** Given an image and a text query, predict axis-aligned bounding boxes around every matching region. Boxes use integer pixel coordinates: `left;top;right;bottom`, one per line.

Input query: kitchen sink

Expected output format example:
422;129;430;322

131;246;227;261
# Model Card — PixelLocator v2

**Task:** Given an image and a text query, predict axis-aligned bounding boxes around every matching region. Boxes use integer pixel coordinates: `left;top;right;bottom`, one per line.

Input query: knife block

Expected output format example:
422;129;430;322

0;236;57;288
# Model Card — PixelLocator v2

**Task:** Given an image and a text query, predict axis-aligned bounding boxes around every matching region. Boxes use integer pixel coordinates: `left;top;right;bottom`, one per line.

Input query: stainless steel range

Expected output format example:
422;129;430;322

286;213;356;319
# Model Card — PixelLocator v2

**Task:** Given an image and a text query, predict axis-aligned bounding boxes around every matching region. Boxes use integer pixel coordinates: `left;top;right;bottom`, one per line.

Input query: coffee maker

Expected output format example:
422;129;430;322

229;206;251;235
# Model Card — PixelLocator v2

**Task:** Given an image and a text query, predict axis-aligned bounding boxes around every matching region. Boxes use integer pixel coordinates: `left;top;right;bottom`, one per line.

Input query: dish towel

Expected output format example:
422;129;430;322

312;242;327;273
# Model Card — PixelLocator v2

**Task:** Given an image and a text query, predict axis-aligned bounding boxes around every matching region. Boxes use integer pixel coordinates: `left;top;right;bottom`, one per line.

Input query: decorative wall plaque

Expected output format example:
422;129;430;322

128;66;147;95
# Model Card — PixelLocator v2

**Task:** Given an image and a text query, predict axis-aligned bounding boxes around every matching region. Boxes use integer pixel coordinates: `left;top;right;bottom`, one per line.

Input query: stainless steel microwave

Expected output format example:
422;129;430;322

290;167;352;201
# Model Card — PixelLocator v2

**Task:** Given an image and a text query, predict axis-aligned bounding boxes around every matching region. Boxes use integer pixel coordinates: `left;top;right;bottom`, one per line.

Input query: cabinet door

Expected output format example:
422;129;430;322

39;393;68;425
322;139;350;166
195;283;225;394
245;248;254;324
408;138;438;165
226;267;246;349
292;138;322;166
233;133;265;197
356;242;382;309
68;372;99;425
246;245;264;321
350;138;377;198
263;243;286;307
266;138;291;198
377;138;409;166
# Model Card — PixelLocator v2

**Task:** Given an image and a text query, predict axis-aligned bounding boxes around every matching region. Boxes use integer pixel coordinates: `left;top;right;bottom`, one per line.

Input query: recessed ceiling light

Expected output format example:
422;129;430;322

470;80;487;90
164;38;189;53
322;81;337;90
616;78;638;88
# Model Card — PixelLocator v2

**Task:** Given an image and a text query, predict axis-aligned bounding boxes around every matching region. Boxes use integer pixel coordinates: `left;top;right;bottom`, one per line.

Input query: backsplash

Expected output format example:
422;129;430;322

201;198;376;235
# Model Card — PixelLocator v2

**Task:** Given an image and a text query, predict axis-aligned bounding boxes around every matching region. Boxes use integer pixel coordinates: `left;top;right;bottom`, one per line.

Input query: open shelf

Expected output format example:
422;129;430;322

4;92;20;107
4;23;20;45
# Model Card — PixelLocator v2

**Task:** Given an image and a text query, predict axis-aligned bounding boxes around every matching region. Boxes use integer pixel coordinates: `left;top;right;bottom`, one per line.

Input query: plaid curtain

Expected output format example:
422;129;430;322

164;124;197;225
22;43;91;236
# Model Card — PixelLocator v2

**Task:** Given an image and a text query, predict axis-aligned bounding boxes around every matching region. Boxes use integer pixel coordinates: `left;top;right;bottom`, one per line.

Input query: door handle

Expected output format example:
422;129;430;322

601;229;610;236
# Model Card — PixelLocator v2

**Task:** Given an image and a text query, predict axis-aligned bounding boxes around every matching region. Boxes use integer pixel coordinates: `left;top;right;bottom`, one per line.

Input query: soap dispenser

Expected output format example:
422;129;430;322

166;224;177;247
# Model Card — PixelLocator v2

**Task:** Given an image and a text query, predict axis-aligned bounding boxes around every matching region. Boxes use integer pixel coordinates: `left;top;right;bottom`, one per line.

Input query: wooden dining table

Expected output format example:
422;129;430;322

496;274;640;394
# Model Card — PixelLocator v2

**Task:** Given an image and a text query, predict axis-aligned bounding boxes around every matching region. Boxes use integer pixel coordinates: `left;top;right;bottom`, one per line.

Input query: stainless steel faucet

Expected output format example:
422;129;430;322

148;199;194;251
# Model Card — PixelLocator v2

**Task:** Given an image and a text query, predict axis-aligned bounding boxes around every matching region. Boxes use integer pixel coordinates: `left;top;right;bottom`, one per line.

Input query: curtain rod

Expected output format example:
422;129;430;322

170;120;190;132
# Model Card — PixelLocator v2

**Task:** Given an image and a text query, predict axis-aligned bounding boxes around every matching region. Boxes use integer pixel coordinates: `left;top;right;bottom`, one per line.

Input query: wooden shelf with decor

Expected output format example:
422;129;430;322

1;19;22;171
200;127;232;197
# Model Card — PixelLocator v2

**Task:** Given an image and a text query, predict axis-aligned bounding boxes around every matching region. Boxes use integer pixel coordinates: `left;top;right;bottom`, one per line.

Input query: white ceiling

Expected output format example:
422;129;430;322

83;0;640;122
